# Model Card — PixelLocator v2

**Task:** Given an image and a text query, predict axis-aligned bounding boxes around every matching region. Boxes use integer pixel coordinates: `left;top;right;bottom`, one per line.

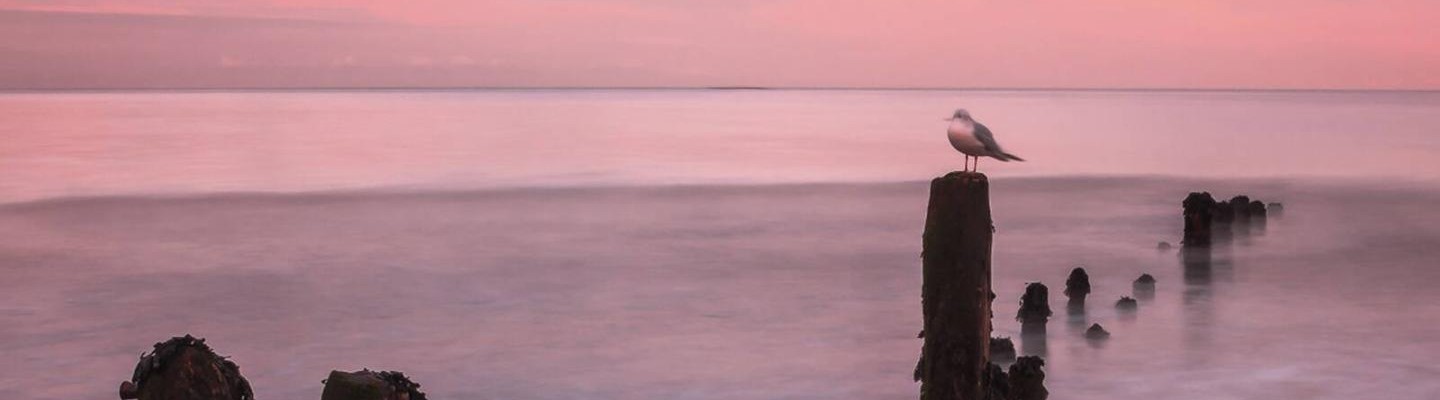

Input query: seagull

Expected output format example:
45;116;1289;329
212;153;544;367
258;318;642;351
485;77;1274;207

945;109;1024;172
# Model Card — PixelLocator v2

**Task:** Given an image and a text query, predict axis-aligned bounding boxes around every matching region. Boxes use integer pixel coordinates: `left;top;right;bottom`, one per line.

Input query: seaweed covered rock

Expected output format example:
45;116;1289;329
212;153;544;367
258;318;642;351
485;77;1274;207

991;336;1017;364
321;369;428;400
1182;192;1217;248
119;335;253;400
1267;202;1285;218
1063;268;1090;304
1016;282;1052;324
1007;356;1048;400
1084;324;1110;340
1115;296;1138;311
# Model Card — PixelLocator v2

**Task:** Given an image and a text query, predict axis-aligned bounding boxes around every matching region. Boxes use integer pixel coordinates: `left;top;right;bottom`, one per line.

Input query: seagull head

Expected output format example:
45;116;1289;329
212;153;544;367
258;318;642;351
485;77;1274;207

945;109;971;121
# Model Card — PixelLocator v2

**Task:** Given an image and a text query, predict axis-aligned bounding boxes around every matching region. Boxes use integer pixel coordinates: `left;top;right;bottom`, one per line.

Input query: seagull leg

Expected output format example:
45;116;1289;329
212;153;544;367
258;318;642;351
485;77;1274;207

964;156;971;172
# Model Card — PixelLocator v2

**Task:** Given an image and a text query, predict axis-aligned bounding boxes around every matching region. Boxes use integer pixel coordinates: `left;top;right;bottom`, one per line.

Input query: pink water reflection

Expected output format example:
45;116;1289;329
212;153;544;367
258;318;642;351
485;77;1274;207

2;90;1438;203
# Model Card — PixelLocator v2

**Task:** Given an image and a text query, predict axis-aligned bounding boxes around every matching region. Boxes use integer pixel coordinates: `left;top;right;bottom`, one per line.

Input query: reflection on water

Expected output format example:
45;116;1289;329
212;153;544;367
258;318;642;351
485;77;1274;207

1020;323;1049;358
4;89;1440;204
1064;301;1087;334
3;177;1440;400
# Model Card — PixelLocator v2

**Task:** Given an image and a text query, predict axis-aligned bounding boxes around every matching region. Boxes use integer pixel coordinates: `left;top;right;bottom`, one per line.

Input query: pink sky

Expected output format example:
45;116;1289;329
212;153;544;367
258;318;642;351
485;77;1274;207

1;0;1438;89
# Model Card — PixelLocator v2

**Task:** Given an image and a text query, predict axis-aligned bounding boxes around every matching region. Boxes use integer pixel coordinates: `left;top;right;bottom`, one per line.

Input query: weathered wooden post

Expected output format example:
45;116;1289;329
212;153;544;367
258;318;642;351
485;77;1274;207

1182;192;1217;248
1210;201;1234;244
1008;356;1049;400
321;370;428;400
915;171;994;400
1063;267;1090;310
1247;200;1268;234
1016;282;1051;357
1132;273;1156;300
1229;195;1252;238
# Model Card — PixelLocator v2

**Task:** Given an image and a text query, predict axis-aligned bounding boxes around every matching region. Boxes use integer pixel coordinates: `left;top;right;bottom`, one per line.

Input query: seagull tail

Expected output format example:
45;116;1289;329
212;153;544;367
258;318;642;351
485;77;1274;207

1000;152;1025;162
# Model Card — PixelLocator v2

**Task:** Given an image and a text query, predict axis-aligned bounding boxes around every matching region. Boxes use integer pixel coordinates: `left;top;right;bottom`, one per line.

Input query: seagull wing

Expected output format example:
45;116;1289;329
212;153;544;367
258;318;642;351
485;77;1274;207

974;122;1025;162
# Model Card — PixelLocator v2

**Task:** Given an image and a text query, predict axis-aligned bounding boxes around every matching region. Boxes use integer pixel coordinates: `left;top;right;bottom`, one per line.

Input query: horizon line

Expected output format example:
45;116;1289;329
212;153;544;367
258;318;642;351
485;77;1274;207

5;172;1436;209
4;85;1440;94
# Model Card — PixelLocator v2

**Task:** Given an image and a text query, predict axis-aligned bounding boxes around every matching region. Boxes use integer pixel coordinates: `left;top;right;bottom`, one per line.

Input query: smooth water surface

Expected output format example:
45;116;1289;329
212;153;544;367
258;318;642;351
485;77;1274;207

2;90;1439;399
3;178;1440;399
3;89;1439;203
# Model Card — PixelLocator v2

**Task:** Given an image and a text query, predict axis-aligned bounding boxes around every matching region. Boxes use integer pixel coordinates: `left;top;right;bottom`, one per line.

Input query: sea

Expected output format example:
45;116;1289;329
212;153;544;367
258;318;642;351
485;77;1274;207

1;89;1439;399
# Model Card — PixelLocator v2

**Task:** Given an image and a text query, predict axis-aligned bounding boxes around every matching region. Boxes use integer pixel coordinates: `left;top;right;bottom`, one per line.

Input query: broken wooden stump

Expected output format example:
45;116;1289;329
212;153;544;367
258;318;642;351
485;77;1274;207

321;370;428;400
1084;324;1110;341
1210;200;1235;244
1132;274;1156;300
915;171;995;400
1017;282;1052;324
990;336;1017;364
1267;202;1284;218
1063;267;1090;308
1182;192;1217;248
1247;200;1268;234
1007;356;1049;400
1017;282;1053;328
119;335;253;400
1115;296;1138;311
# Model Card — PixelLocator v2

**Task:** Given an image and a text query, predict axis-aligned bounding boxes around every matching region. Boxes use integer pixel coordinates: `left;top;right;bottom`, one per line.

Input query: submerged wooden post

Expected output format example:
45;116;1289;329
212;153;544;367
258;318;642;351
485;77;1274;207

915;171;993;400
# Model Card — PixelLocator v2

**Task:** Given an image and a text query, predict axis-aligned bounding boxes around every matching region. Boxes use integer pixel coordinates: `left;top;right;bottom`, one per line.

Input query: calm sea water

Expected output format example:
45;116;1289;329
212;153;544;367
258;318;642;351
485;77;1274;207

2;89;1439;203
1;90;1439;399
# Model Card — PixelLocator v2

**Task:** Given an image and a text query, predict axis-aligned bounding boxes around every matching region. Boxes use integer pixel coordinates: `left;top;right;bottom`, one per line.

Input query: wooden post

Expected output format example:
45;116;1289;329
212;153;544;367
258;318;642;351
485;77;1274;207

119;335;253;400
1247;200;1268;234
1229;195;1252;238
1182;192;1217;248
915;171;993;400
321;370;428;400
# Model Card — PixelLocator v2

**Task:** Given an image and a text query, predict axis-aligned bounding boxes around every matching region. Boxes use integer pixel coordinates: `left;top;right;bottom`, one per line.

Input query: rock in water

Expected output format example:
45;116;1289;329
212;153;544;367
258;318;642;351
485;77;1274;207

1008;356;1049;400
1063;268;1090;304
119;335;253;400
1085;324;1111;340
321;370;428;400
1156;241;1172;251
